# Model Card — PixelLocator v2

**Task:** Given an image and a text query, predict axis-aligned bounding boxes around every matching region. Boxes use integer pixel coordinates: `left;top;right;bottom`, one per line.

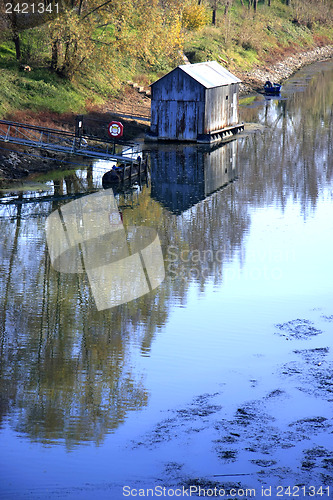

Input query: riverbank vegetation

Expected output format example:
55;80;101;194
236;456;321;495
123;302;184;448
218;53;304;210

0;0;332;120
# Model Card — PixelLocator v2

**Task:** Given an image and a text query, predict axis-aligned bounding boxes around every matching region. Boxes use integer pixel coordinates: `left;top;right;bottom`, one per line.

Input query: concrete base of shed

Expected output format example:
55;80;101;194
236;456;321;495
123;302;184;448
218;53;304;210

144;133;161;142
145;123;244;144
197;123;245;144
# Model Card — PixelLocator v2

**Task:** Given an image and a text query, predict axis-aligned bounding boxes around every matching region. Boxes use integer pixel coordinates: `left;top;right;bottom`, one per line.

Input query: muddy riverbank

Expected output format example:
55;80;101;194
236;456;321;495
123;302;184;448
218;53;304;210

238;44;333;94
0;145;73;181
0;111;149;182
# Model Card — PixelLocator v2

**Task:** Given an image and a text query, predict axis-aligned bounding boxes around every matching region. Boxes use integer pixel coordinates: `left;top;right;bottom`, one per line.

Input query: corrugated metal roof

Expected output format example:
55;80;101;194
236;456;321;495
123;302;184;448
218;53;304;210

179;61;241;88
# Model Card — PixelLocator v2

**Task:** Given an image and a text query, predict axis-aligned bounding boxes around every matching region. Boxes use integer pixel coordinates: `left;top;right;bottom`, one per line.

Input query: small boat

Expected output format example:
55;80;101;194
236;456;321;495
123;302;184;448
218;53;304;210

264;81;281;95
102;158;148;187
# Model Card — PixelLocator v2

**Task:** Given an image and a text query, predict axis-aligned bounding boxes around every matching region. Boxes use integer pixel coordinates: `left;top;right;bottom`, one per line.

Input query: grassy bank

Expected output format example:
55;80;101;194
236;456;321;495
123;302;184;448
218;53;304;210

0;45;117;118
184;1;333;72
0;0;332;123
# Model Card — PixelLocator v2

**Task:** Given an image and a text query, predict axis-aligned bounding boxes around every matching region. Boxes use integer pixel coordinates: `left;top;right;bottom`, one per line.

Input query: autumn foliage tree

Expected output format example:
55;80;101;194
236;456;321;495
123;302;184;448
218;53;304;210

45;0;185;79
182;1;209;30
1;0;60;60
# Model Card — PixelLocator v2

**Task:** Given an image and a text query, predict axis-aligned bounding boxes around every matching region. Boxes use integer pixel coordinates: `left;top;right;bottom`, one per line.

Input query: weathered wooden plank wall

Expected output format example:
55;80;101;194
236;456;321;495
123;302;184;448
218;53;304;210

150;63;241;141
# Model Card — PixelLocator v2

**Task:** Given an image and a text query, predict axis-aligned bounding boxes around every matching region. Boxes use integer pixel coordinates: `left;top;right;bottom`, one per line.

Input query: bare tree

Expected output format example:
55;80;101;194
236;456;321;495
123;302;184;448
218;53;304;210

210;0;233;25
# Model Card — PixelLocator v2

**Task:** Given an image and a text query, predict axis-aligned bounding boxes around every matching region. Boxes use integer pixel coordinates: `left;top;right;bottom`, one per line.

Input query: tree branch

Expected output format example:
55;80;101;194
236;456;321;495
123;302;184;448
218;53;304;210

81;0;114;20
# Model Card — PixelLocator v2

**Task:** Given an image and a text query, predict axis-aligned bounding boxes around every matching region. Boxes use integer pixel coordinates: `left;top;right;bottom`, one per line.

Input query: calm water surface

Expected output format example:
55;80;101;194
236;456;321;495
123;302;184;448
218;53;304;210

1;60;333;499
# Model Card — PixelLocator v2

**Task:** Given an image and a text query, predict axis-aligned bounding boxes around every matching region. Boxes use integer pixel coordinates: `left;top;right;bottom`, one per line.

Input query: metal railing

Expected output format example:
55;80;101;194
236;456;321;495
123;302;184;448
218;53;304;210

0;119;142;164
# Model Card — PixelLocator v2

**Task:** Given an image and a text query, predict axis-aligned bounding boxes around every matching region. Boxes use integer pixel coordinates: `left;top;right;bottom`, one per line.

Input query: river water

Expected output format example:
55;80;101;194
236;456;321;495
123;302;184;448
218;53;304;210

0;60;333;499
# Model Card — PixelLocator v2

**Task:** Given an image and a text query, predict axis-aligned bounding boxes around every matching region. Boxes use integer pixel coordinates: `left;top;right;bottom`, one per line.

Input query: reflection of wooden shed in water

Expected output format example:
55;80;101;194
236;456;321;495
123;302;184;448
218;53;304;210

149;61;244;143
150;141;238;214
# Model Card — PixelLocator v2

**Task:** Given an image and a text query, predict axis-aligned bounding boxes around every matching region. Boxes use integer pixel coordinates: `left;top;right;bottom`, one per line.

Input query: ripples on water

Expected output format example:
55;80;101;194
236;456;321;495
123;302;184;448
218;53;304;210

1;60;333;498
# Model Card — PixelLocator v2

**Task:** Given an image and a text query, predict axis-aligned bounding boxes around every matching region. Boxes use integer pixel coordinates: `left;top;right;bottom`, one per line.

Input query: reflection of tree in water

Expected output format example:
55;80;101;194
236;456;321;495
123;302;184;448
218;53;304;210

0;147;250;447
1;63;332;447
239;63;333;217
159;183;250;289
0;193;151;449
149;141;250;290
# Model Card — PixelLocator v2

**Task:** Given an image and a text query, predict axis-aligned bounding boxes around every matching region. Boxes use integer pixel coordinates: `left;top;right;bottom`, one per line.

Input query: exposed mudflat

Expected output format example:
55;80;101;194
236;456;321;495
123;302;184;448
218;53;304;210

0;145;74;181
127;312;333;497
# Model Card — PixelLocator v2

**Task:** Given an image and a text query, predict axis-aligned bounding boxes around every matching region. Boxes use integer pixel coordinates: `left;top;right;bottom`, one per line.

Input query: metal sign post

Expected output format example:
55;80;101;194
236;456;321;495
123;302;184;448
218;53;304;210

108;121;124;154
75;115;84;150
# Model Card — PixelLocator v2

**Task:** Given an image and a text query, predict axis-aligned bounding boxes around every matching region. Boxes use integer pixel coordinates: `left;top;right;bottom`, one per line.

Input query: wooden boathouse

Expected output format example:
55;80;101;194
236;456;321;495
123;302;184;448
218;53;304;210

148;61;243;143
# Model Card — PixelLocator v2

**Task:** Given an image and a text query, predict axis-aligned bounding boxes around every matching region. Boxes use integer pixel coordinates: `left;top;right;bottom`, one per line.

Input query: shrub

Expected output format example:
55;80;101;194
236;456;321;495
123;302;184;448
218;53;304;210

182;2;210;31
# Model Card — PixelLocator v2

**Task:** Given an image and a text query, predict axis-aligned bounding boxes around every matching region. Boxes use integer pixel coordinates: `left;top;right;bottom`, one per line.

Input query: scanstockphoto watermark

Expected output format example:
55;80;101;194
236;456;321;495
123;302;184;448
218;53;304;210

45;188;165;311
122;485;256;497
123;485;331;497
165;245;296;282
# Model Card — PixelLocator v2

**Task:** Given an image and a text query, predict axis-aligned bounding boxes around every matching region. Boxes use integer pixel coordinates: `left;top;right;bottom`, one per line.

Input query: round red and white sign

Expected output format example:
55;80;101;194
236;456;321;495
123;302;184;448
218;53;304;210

108;121;123;138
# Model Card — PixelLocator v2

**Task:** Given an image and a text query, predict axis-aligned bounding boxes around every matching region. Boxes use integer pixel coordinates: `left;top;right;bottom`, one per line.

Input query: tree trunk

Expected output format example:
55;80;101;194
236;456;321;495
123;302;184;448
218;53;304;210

59;39;78;80
8;10;21;60
13;32;21;60
51;39;59;70
212;8;216;25
78;0;84;15
224;1;230;16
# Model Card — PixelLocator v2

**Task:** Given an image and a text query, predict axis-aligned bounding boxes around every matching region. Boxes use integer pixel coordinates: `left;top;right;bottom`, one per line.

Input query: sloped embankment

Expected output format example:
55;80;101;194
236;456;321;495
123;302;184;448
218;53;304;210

238;44;333;93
